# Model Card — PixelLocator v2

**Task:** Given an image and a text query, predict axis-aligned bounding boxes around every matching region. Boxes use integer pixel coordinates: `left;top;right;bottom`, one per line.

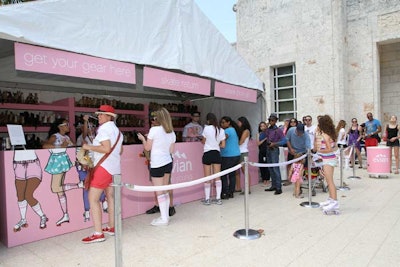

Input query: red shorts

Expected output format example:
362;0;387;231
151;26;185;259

90;166;112;189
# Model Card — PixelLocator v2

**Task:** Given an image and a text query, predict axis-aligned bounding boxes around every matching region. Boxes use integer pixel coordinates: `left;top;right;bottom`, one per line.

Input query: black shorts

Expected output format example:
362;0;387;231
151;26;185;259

150;162;173;178
202;150;222;165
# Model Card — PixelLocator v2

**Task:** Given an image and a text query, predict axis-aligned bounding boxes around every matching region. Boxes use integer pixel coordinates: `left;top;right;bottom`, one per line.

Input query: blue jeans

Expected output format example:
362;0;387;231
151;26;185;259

221;156;240;195
266;148;281;190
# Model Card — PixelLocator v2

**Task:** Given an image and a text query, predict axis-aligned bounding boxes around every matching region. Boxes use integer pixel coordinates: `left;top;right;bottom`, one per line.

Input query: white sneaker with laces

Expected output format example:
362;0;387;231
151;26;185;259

151;217;169;226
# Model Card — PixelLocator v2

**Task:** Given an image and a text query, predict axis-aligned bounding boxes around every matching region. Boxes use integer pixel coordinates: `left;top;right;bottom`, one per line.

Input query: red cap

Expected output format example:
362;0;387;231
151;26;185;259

95;105;116;117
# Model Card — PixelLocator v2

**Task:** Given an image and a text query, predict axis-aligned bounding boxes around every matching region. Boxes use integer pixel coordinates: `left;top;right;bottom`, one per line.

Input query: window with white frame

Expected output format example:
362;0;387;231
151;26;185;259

272;64;296;121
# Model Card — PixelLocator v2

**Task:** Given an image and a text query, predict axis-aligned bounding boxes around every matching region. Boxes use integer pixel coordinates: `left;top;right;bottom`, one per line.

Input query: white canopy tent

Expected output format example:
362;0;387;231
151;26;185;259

0;0;266;131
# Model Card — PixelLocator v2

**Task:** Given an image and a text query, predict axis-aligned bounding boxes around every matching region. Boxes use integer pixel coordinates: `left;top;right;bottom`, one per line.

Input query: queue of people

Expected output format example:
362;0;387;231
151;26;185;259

44;104;394;243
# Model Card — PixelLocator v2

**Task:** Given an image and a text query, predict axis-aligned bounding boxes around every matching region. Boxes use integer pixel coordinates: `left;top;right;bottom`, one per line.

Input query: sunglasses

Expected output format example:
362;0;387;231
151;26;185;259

58;122;69;127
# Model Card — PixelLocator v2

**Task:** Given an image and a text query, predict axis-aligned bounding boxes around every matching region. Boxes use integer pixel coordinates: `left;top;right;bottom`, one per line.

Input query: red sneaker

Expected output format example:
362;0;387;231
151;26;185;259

102;226;115;236
82;233;105;244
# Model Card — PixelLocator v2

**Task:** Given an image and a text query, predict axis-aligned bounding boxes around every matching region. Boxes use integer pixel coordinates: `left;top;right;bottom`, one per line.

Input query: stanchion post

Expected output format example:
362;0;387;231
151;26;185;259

233;156;261;240
113;174;123;267
348;144;361;180
338;148;350;191
300;149;320;208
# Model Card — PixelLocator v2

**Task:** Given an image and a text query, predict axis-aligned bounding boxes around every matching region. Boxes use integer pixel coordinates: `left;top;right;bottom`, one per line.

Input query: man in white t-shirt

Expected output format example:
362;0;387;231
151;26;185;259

182;111;203;142
304;115;317;150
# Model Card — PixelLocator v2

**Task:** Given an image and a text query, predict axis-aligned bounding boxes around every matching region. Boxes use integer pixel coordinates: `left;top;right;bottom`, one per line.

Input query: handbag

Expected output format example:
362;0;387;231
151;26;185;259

84;132;121;190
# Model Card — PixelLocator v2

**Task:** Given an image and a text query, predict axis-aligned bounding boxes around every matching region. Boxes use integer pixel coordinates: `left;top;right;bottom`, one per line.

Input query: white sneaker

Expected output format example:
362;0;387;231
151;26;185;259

150;217;169;226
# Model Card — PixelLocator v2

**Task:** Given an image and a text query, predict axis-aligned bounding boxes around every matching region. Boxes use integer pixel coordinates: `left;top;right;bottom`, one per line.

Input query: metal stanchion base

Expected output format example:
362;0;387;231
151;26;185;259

233;229;261;240
347;175;361;180
300;201;320;208
337;186;350;191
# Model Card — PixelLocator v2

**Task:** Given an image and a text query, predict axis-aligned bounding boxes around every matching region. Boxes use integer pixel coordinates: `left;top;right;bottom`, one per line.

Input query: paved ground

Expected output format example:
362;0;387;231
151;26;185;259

1;164;400;267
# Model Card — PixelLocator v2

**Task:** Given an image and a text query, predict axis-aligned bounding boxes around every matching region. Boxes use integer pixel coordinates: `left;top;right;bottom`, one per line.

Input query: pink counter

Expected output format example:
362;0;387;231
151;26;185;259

0;141;259;247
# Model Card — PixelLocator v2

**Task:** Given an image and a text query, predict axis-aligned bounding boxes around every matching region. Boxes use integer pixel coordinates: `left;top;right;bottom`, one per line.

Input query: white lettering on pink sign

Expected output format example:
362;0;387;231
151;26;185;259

14;43;136;84
143;67;210;96
214;81;257;103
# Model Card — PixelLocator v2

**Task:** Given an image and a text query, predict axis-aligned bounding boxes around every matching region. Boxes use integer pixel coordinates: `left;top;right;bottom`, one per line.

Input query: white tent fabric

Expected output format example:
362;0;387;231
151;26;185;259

0;0;263;91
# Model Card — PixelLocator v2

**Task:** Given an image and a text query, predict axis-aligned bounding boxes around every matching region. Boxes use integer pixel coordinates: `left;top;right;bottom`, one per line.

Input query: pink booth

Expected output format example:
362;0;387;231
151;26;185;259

0;141;259;247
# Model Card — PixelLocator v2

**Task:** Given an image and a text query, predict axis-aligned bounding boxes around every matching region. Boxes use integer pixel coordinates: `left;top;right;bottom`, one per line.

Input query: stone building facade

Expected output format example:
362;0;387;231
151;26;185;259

236;0;400;126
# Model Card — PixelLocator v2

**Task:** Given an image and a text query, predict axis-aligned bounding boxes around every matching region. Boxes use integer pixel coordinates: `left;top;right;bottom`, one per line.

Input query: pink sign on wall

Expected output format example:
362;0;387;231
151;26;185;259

14;43;136;84
214;81;257;103
143;67;211;95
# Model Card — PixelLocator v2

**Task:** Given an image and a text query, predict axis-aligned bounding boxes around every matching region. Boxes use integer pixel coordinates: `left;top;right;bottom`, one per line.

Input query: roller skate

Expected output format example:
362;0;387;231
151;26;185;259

322;200;340;215
40;215;48;229
13;219;28;232
56;213;70;226
319;197;333;209
83;211;90;222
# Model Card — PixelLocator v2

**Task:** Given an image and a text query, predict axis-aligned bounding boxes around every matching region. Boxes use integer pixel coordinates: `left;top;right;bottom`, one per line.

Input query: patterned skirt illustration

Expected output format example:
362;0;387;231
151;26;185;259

44;152;73;174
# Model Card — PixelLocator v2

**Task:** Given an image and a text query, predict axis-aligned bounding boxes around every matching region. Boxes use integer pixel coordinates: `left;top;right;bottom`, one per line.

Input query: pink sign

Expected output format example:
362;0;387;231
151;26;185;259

14;43;136;84
214;81;257;103
143;67;211;95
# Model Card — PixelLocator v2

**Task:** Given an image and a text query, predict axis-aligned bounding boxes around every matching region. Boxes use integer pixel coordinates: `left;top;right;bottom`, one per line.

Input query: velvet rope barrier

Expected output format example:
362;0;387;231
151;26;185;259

122;163;243;192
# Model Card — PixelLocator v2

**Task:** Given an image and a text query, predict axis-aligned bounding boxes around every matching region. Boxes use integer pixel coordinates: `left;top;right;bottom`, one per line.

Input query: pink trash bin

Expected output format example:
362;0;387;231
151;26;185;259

367;146;391;176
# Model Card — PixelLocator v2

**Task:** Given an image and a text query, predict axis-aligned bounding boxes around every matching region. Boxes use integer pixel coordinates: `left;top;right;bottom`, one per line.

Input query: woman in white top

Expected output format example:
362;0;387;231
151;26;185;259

201;113;226;205
138;108;176;226
236;116;252;194
81;105;123;244
336;120;347;148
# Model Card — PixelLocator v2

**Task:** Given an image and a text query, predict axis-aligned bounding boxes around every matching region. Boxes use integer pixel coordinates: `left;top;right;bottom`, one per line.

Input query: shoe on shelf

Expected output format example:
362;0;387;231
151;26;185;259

274;189;283;195
102;226;115;236
82;233;105;244
151;217;169;226
265;187;277;192
146;205;160;214
169;206;176;216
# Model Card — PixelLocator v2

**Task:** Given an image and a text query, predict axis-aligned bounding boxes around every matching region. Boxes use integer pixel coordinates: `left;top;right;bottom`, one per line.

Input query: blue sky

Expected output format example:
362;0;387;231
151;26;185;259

194;0;237;43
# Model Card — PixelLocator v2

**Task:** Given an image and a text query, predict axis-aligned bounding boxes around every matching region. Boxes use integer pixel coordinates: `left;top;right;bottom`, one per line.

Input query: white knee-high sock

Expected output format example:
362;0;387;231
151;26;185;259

204;183;211;200
18;200;28;220
215;180;222;200
32;203;44;217
157;194;169;222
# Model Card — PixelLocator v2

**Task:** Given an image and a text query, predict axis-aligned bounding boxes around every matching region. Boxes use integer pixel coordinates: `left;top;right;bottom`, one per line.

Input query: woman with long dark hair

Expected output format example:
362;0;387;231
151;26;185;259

236;116;252;194
316;115;339;214
220;116;241;199
42;118;78;227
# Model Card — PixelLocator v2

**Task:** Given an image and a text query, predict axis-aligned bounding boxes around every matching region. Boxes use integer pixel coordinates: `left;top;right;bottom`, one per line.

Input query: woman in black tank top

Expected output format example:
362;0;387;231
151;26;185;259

385;115;400;174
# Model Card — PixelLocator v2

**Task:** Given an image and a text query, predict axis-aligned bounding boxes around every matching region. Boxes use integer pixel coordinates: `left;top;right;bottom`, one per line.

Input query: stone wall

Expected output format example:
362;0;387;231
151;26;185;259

236;0;400;124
